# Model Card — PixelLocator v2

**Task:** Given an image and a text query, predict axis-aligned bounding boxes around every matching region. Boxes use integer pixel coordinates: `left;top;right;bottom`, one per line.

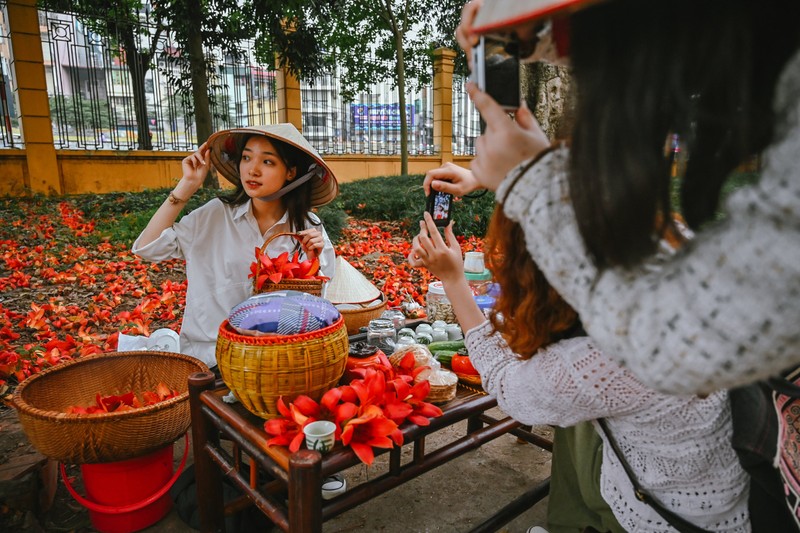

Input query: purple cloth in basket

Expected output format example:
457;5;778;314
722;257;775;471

228;290;340;335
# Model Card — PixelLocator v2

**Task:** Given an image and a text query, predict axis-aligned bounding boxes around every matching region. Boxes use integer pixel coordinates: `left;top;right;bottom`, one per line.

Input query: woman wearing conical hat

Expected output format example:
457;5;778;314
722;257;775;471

133;124;338;372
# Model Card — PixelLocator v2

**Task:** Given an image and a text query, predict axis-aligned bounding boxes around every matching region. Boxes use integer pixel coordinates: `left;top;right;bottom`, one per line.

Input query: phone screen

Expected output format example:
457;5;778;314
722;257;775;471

472;35;521;110
426;190;453;227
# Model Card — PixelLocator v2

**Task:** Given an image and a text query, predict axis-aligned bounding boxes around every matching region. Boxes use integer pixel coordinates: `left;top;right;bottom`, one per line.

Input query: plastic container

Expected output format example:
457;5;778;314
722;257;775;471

474;295;496;318
61;439;188;533
426;282;456;323
465;269;493;296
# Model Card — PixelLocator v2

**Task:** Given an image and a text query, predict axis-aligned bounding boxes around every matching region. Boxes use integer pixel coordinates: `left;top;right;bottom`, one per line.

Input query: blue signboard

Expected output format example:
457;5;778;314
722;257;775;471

350;103;415;131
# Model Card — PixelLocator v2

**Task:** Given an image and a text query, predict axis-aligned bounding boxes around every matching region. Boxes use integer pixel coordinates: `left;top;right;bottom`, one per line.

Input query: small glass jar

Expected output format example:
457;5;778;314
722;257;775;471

367;319;396;355
416;332;433;345
397;327;417;340
431;327;449;342
445;323;463;341
463;251;486;273
380;309;406;330
426;282;456;323
415;323;433;335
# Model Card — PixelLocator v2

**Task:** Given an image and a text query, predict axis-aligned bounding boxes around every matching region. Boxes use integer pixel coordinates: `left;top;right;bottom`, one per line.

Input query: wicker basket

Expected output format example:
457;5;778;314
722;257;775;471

12;351;208;464
216;315;349;419
339;292;388;335
254;232;323;296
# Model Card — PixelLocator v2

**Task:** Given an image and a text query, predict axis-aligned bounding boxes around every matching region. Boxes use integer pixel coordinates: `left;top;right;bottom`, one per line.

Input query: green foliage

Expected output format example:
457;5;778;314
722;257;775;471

337;174;495;238
315;203;347;245
49;95;113;130
60;172;494;248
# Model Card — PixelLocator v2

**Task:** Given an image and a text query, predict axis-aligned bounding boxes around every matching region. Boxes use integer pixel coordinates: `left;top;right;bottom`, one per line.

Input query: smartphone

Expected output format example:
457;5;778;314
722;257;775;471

471;35;521;111
426;190;453;227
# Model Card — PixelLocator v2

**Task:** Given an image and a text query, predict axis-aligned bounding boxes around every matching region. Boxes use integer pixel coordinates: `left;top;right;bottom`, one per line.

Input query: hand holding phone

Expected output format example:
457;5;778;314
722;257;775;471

426;190;453;227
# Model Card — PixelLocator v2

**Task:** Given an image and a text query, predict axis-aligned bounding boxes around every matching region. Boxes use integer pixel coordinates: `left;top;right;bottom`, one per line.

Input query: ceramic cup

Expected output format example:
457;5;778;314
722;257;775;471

303;420;337;454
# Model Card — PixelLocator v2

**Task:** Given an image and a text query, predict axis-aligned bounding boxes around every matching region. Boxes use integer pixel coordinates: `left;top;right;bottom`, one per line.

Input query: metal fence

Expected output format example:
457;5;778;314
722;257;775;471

0;1;18;148
301;68;436;156
0;6;478;156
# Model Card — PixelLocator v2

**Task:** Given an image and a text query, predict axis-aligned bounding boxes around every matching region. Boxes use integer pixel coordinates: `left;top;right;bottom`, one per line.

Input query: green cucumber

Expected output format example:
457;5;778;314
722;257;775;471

433;350;457;367
427;340;466;353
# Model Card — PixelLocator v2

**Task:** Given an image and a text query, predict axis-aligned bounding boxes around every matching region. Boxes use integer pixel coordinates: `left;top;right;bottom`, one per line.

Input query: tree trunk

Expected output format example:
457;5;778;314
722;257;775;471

523;62;573;141
186;0;217;188
394;30;408;175
120;29;152;150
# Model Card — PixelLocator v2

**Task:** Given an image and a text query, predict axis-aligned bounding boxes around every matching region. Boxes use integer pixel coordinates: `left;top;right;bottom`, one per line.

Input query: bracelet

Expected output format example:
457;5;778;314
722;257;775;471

167;191;187;205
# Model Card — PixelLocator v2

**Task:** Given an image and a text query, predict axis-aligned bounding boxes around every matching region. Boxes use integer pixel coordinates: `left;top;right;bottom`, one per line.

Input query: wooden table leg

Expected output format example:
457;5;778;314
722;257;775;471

189;372;225;533
289;450;323;533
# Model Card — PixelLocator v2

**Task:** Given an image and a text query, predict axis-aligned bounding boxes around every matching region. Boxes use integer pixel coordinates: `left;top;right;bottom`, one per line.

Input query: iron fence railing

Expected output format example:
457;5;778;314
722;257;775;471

38;9;280;151
0;2;19;148
452;75;481;156
301;66;435;156
0;7;477;155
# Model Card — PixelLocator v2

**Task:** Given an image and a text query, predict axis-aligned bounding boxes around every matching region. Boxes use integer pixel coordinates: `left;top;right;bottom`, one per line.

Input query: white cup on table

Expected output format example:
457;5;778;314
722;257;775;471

303;420;336;454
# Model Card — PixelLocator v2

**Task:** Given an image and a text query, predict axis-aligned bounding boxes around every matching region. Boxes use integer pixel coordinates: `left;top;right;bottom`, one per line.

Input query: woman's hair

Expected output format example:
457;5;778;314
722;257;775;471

567;0;800;269
219;134;320;232
485;208;579;359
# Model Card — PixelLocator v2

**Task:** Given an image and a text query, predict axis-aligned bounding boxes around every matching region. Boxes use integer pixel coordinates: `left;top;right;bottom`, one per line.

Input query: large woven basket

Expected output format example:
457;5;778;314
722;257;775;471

12;351;208;464
216;315;349;419
254;232;323;297
339;292;388;335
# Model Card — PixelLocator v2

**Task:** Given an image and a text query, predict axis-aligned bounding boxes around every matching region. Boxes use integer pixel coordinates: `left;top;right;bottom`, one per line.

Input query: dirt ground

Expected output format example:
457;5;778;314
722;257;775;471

0;403;552;533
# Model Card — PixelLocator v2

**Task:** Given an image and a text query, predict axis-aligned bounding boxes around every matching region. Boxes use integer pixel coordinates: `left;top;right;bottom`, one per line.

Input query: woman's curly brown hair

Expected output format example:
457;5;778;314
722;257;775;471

485;209;579;359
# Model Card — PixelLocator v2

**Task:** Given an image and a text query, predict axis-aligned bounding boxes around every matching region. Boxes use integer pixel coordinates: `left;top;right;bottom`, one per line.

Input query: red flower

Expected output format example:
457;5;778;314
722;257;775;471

340;404;399;465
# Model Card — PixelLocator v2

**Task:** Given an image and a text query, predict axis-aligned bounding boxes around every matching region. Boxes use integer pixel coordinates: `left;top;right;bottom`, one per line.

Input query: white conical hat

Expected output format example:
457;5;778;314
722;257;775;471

325;257;382;304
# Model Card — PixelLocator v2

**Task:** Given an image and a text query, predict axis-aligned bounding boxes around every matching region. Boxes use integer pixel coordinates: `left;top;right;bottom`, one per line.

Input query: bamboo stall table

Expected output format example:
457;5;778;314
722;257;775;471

189;352;553;533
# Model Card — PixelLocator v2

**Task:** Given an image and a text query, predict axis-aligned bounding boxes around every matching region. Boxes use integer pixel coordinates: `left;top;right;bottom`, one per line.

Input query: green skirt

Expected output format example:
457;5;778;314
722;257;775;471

547;422;625;533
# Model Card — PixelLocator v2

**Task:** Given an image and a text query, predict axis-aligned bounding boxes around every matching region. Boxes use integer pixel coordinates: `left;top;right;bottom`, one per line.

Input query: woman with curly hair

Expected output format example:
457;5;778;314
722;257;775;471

409;206;750;532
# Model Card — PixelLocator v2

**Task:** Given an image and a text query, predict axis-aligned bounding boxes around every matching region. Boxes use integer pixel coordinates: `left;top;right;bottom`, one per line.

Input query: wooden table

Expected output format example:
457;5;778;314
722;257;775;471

188;370;552;533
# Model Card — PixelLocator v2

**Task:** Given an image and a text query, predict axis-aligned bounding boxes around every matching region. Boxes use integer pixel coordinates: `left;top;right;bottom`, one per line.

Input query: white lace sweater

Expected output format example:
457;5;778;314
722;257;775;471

496;49;800;395
466;322;750;532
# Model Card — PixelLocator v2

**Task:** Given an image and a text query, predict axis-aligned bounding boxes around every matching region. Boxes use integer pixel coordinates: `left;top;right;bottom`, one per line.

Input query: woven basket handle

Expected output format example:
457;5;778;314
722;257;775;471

259;231;303;255
255;232;306;283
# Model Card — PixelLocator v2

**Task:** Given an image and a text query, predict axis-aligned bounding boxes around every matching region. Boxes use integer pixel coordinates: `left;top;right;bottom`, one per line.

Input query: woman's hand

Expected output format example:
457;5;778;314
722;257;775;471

468;84;551;191
423;162;482;197
297;228;324;260
456;0;484;69
176;142;211;198
408;213;464;284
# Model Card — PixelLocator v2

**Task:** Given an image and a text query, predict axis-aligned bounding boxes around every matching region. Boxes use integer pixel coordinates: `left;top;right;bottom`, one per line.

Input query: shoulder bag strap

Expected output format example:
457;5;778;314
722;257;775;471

595;418;713;533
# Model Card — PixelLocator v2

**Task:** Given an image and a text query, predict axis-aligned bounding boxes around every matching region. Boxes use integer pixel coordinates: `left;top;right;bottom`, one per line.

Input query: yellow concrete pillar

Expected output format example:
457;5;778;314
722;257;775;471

433;48;456;165
7;0;61;195
275;62;303;132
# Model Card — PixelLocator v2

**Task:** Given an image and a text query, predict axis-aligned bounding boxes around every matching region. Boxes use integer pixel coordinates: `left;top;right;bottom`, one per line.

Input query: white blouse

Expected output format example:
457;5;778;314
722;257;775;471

496;49;800;395
466;321;750;532
132;198;335;367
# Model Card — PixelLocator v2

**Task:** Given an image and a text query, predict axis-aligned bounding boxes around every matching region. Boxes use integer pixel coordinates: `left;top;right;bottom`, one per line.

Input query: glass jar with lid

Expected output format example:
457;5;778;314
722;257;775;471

367;319;396;355
426;281;456;323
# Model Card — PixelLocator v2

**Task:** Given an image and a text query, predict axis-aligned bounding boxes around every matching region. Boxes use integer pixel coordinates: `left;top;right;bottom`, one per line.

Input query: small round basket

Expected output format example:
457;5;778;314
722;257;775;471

254;232;323;297
216;315;349;419
338;293;388;336
12;351;208;465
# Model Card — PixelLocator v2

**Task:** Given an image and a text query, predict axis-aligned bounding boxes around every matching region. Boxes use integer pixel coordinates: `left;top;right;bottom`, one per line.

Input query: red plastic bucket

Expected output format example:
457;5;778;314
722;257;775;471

60;435;188;533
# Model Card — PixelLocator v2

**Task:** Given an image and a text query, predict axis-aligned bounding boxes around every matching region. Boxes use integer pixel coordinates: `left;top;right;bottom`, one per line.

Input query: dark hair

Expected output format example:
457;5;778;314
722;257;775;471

219;134;319;233
567;0;800;268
